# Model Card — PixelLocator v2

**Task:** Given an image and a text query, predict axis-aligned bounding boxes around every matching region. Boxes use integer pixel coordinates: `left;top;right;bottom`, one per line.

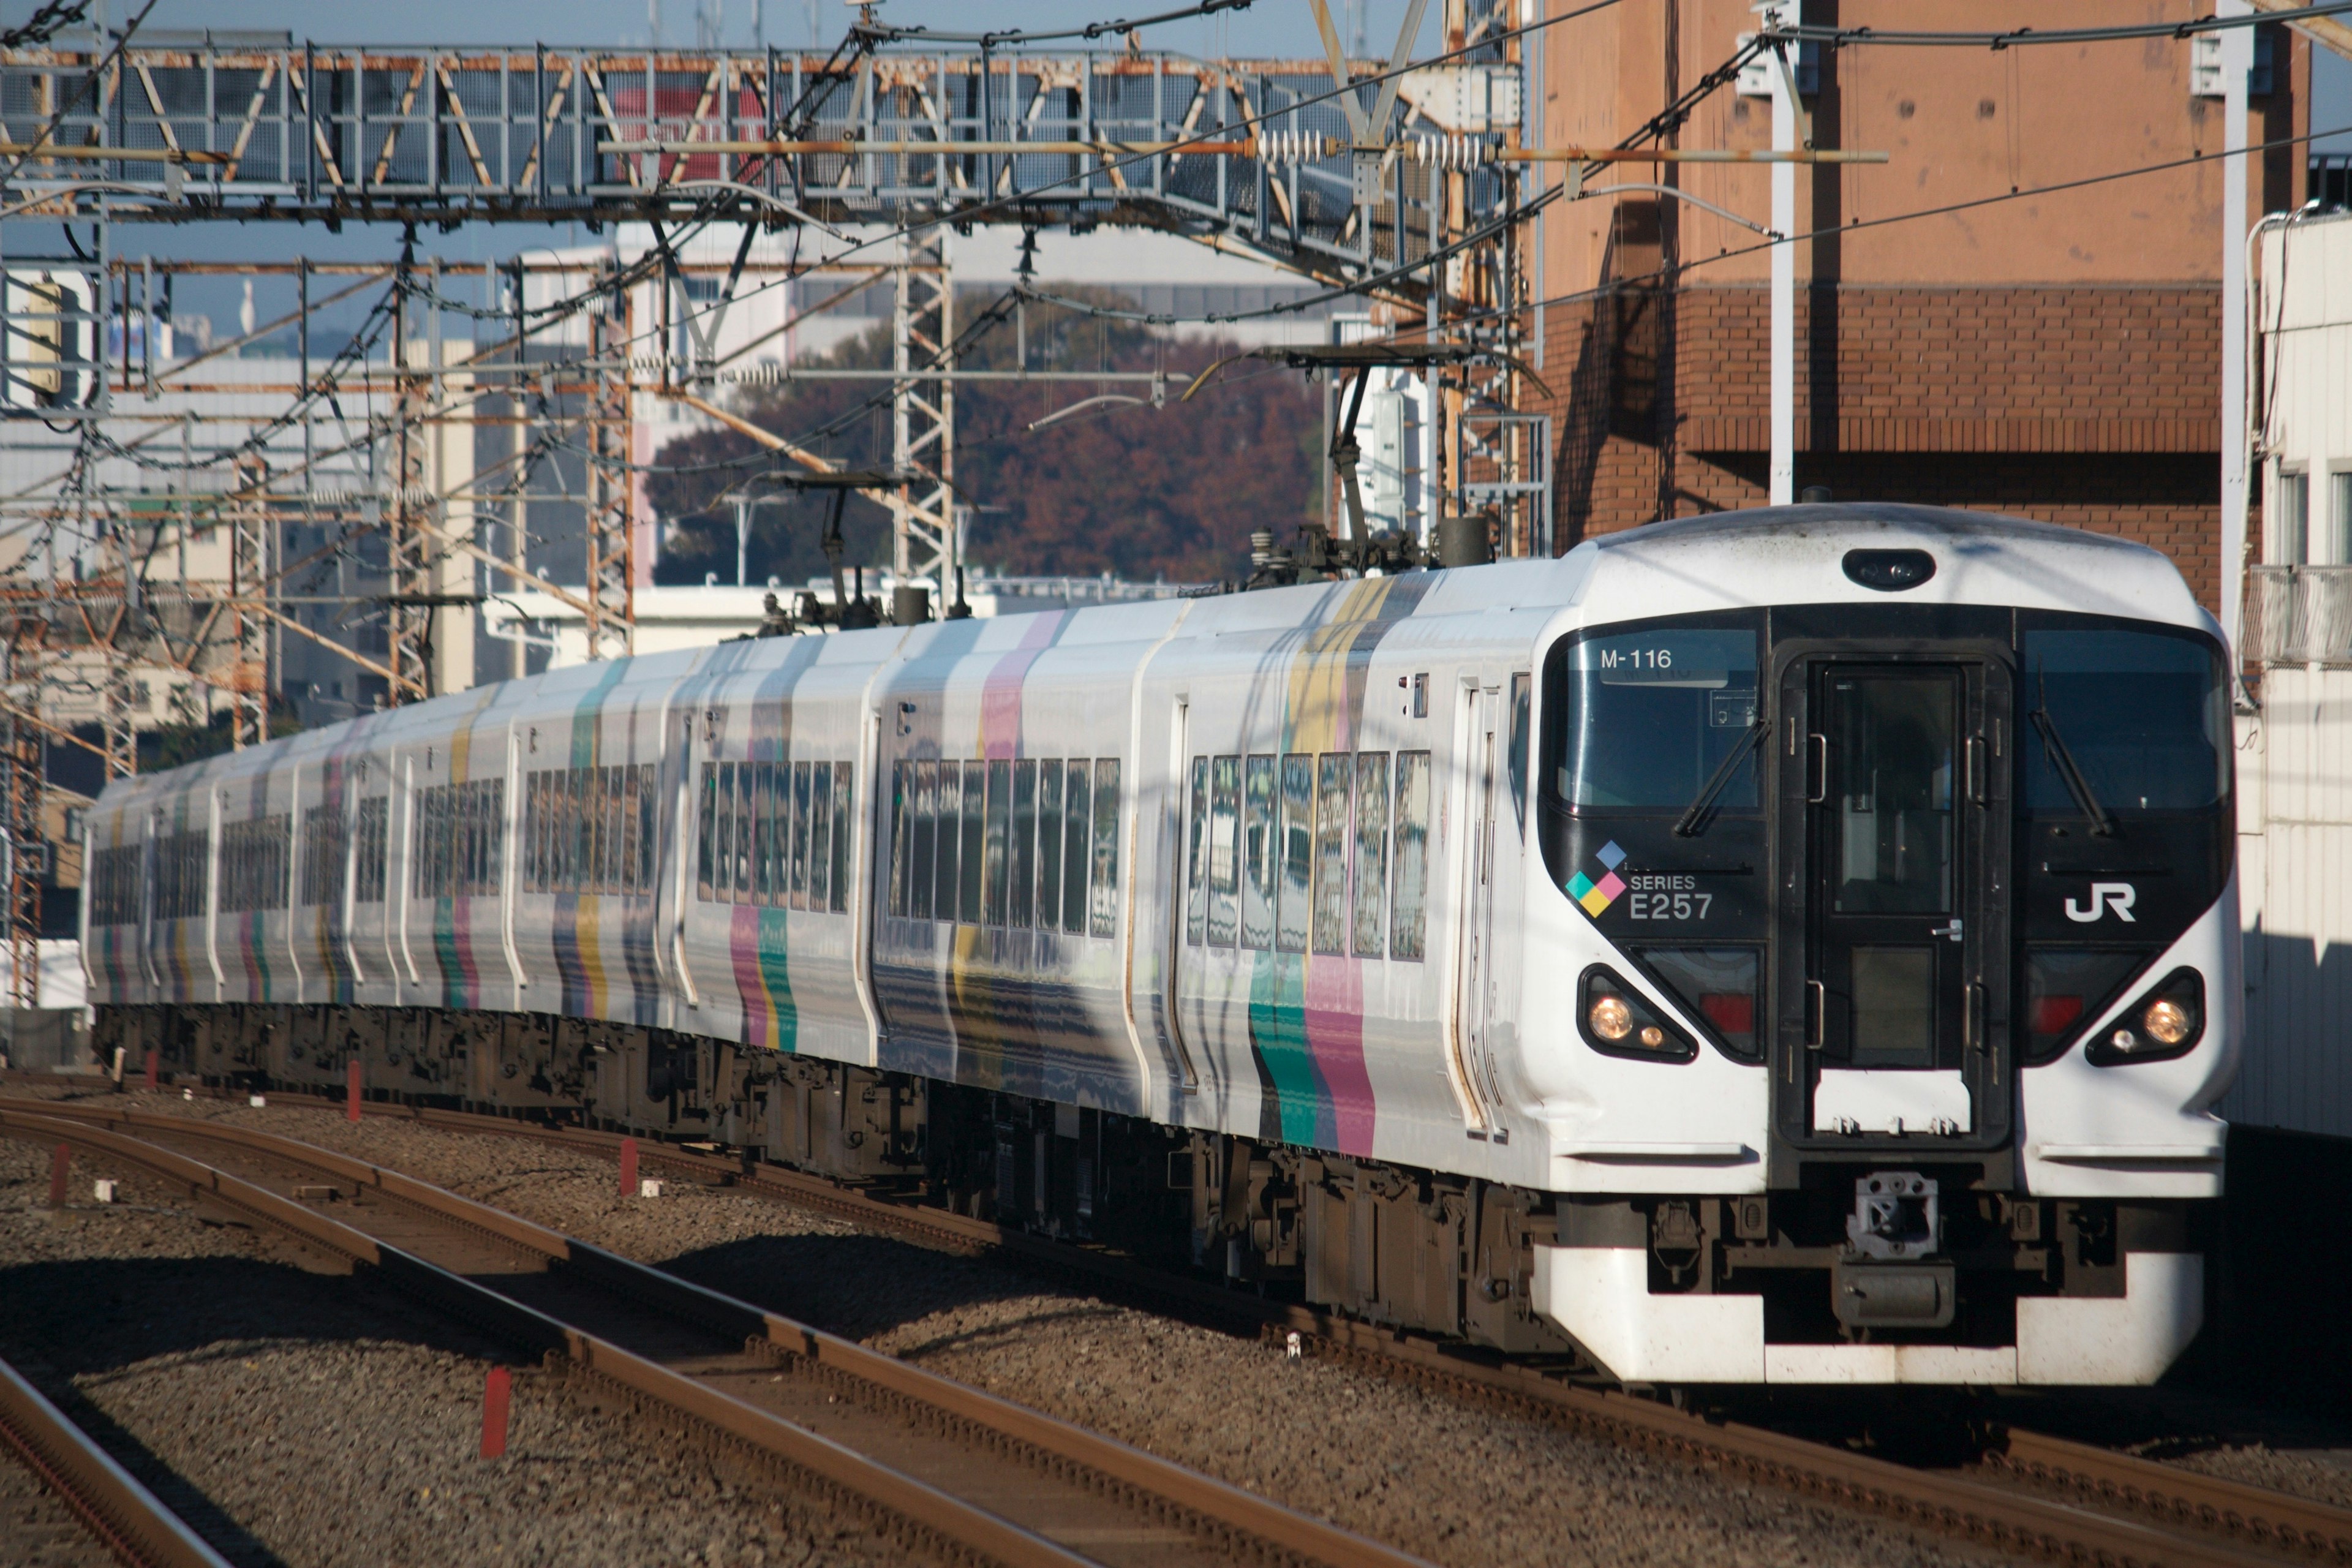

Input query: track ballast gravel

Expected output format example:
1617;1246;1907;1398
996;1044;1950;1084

0;1124;916;1568
59;1085;2028;1568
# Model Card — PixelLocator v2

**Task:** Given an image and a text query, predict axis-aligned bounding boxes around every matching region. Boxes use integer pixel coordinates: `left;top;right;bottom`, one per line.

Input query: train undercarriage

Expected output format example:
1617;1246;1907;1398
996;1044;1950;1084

93;1002;2194;1379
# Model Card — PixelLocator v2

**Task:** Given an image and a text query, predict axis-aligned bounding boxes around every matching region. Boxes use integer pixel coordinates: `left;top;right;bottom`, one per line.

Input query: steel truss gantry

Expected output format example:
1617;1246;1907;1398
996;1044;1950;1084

0;39;1516;285
0;5;1536;999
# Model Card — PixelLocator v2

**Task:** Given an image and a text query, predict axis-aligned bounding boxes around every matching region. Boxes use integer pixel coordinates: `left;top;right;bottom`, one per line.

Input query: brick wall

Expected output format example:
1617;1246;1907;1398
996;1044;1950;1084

1536;282;2231;606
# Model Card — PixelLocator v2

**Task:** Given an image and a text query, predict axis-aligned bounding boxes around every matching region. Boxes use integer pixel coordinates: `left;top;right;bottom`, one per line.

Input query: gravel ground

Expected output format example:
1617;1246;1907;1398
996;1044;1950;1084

48;1084;2032;1568
0;1125;917;1568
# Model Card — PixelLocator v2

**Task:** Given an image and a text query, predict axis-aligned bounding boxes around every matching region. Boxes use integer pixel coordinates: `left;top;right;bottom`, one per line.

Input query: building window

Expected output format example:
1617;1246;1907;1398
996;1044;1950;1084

2331;470;2352;565
2274;468;2309;565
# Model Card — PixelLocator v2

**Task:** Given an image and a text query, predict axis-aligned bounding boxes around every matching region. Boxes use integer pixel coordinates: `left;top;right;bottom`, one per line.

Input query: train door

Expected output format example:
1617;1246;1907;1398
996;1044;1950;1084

1447;677;1507;1139
1777;658;2011;1149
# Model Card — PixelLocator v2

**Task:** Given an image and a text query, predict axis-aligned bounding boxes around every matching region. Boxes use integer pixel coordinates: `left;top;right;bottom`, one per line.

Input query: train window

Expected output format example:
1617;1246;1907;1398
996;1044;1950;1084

91;844;140;925
524;776;542;891
222;814;290;914
829;761;853;913
1208;756;1242;947
791;760;814;909
698;764;717;900
1555;622;1762;811
1311;755;1351;956
736;763;757;897
1243;755;1276;950
410;781;502;900
912;761;939;921
889;763;910;916
2018;627;2226;812
353;800;388;903
718;763;740;898
1037;758;1065;932
1352;753;1391;958
625;766;646;894
786;760;804;908
1185;756;1209;945
934;761;962;921
810;761;834;911
300;803;347;908
1011;760;1037;929
739;763;763;903
1088;758;1121;938
1390;752;1432;961
641;766;658;891
984;760;1012;926
1509;673;1531;835
1065;761;1091;935
950;756;978;921
614;768;630;894
154;828;208;922
770;761;790;907
1278;755;1312;954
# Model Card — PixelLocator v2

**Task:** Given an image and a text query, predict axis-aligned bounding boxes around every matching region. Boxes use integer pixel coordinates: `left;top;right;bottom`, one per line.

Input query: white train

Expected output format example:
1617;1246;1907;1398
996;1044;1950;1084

84;503;2238;1385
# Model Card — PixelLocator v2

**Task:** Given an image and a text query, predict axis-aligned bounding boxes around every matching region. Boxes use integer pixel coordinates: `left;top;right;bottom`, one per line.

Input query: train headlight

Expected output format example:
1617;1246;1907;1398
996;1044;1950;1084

1578;967;1697;1063
1589;995;1633;1041
2087;968;2204;1066
2141;999;2192;1047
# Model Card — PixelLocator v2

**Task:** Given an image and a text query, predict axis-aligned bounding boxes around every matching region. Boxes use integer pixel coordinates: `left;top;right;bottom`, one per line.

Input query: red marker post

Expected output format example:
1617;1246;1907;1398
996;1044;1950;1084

141;1049;158;1091
617;1137;638;1199
480;1366;511;1458
45;1144;68;1208
347;1058;363;1123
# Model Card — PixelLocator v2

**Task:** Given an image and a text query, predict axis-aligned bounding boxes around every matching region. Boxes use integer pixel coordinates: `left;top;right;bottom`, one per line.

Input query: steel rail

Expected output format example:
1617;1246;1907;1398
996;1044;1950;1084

0;1351;233;1568
0;1098;1434;1568
83;1086;2325;1568
1996;1428;2352;1564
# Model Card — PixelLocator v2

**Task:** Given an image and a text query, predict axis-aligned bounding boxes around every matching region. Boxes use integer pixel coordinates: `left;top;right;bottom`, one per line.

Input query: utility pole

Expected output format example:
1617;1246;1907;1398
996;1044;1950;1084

2220;0;2253;658
1763;0;1797;508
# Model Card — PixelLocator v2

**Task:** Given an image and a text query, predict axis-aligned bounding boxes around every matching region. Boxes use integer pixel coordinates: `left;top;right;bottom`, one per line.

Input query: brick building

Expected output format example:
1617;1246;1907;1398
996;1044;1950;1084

1529;0;2313;606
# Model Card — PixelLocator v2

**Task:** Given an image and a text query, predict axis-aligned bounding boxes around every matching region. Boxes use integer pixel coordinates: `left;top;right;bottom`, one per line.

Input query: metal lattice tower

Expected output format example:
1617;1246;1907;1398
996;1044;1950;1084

386;291;437;702
227;454;272;748
2;620;43;1009
891;231;956;589
584;282;638;662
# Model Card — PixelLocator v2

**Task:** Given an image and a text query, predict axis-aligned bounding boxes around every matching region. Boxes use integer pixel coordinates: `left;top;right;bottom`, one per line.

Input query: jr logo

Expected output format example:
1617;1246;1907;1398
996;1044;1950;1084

2064;882;2138;924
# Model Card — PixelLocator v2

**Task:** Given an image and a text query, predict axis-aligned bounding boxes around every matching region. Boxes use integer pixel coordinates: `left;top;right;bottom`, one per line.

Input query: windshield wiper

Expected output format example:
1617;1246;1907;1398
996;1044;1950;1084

1673;722;1765;837
2029;668;2117;837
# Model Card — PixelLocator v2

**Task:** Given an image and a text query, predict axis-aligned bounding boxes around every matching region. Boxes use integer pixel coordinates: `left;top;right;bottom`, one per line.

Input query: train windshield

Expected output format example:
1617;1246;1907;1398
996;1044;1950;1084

1554;619;1763;811
2019;626;2228;812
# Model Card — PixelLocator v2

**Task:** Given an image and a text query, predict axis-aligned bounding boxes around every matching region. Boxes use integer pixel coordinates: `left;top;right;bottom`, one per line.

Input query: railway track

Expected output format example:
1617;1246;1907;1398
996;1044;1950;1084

0;1096;1433;1568
0;1348;232;1568
14;1085;2350;1568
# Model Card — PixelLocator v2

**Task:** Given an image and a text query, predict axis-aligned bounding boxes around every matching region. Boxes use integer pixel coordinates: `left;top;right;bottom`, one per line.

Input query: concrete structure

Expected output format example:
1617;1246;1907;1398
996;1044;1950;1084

1529;0;2313;608
2231;210;2352;1139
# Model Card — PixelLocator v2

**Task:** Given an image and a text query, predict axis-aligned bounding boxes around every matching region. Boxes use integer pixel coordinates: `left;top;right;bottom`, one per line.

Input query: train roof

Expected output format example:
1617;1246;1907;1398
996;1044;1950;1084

97;504;2211;807
1564;502;2211;630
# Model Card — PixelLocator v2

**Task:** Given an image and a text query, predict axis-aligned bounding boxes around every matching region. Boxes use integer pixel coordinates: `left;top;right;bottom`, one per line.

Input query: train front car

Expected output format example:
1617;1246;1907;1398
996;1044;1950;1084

1525;504;2237;1385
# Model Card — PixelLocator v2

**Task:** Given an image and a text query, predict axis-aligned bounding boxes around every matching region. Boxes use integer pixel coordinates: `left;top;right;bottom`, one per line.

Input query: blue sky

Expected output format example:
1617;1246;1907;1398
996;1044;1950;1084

122;0;1428;56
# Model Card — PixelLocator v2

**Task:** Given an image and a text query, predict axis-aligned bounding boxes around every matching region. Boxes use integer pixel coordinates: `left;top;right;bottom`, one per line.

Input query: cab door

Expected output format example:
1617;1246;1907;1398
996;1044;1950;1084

1777;657;2011;1149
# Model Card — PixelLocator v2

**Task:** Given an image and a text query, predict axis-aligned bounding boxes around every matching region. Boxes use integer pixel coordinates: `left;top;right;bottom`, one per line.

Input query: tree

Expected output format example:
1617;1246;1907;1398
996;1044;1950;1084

647;288;1321;587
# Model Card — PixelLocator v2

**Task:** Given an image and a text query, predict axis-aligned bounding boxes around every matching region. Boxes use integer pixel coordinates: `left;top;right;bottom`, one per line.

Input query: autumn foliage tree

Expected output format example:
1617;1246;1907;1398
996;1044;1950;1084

647;288;1322;587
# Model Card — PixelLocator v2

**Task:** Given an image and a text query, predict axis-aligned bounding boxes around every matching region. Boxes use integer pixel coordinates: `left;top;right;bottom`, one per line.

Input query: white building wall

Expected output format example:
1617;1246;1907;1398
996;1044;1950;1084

2233;213;2352;1136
